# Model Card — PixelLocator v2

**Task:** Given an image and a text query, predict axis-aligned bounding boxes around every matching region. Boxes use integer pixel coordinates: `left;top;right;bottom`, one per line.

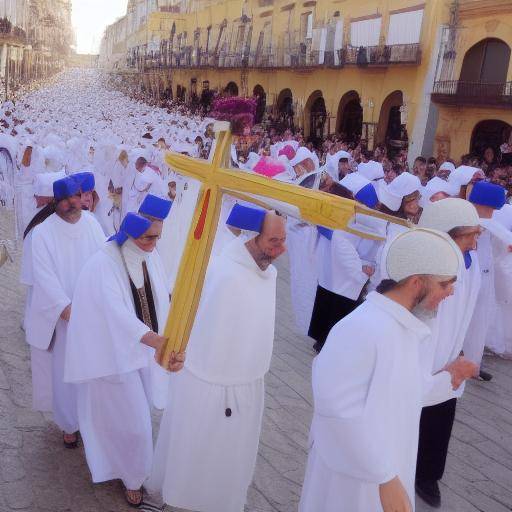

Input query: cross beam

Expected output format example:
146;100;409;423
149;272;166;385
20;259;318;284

159;123;407;366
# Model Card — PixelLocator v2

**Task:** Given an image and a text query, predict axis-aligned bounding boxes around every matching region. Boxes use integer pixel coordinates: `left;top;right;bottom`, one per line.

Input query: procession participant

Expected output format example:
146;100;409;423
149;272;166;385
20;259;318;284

149;209;287;512
416;199;481;507
300;228;461;512
26;176;105;447
20;170;65;411
464;181;510;380
66;199;182;508
309;173;379;352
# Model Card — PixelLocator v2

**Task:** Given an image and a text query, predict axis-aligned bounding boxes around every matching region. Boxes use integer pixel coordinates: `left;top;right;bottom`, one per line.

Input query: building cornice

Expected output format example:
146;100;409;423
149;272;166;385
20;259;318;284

459;0;512;19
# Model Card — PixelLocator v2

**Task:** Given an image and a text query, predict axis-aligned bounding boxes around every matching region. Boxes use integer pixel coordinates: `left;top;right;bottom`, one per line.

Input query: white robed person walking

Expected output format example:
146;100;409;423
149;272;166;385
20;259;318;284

65;195;184;508
148;206;287;512
20;170;65;411
415;198;481;508
299;228;461;512
25;176;105;447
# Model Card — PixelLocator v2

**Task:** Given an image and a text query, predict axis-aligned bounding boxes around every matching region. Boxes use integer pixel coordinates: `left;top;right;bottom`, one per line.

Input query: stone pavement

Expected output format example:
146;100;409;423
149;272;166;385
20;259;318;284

1;209;512;512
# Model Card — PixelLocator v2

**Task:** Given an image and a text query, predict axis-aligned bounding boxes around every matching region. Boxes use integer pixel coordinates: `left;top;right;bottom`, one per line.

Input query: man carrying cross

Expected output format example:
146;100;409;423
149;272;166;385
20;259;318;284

148;205;286;512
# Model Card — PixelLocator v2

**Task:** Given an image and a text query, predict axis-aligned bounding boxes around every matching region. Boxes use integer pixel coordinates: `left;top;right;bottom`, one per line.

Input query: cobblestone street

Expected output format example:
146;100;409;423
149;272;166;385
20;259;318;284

1;210;512;512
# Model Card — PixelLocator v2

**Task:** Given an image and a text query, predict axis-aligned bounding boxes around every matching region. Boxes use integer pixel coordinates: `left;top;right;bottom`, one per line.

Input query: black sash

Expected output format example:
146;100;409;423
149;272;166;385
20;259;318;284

129;261;159;333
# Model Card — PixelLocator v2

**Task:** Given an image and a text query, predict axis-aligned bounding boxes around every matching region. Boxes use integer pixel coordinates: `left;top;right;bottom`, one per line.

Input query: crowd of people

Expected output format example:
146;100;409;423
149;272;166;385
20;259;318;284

0;67;511;512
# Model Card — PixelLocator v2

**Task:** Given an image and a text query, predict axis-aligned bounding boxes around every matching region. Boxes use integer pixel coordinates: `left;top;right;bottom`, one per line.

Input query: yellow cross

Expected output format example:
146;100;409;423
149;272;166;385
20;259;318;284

160;122;407;366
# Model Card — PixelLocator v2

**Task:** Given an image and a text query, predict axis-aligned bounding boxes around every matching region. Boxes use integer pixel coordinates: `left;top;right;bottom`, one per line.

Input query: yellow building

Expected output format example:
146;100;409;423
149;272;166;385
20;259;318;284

431;0;512;163
100;0;512;163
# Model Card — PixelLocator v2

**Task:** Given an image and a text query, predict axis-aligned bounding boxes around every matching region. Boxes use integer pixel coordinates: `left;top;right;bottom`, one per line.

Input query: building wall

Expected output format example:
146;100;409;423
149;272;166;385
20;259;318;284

101;0;512;162
433;0;512;162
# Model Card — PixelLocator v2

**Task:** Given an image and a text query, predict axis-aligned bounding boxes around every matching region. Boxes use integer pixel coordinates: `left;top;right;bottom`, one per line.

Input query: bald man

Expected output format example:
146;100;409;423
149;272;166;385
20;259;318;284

149;210;287;512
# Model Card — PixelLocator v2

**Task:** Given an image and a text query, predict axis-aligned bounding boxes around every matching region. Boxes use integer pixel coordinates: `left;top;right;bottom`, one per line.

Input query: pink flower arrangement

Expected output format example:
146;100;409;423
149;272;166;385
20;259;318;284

210;97;257;135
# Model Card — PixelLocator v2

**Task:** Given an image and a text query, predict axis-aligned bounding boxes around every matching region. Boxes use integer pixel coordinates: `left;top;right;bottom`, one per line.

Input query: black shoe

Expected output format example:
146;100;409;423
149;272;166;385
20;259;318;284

479;369;493;381
415;479;441;508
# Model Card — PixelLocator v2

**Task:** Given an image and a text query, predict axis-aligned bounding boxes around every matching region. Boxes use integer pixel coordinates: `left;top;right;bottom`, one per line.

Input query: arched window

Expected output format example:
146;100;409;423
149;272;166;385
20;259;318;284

460;38;510;83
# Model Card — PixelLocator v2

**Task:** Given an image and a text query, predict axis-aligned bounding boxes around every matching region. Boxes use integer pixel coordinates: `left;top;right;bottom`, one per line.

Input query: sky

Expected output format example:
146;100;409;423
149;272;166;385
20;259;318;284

72;0;128;54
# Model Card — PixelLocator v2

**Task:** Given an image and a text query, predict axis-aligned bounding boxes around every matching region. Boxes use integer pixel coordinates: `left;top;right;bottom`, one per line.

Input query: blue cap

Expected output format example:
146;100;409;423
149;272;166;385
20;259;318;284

226;203;266;232
317;226;333;240
468;181;506;209
53;176;80;202
138;194;172;220
108;212;152;246
354;183;379;209
71;172;95;192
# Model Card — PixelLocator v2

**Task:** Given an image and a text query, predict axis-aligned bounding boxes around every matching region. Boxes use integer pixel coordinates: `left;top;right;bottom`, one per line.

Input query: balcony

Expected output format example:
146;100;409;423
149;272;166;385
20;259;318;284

126;42;422;72
432;80;512;108
342;44;421;67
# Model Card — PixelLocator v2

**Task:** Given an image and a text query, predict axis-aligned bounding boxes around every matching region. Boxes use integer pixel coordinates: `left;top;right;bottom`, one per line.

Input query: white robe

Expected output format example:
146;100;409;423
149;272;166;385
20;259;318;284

286;219;318;335
317;230;368;301
158;177;201;291
486;207;512;357
421;252;481;407
65;241;170;489
463;218;512;366
20;230;52;411
300;292;430;512
148;238;277;512
26;212;105;432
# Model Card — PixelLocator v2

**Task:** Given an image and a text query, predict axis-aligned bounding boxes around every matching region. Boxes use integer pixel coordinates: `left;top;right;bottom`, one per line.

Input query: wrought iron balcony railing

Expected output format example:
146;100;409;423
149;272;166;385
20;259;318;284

432;80;512;107
125;42;421;71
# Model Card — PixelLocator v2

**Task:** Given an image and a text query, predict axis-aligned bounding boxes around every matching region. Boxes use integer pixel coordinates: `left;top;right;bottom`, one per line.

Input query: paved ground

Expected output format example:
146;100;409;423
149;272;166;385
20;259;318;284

1;209;512;512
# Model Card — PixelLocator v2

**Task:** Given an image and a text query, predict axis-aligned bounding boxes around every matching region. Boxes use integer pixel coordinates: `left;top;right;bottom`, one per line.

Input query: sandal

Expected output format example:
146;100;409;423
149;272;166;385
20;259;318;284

124;487;143;508
63;431;79;449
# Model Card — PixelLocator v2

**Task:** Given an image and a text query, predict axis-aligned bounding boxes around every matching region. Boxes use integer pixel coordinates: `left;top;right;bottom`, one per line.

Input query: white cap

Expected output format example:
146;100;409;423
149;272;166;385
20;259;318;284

386;228;460;282
438;161;456;174
420;177;457;208
357;160;385;181
290;147;315;167
33;170;66;197
448;165;483;188
418;198;480;233
378;172;421;211
340;172;370;195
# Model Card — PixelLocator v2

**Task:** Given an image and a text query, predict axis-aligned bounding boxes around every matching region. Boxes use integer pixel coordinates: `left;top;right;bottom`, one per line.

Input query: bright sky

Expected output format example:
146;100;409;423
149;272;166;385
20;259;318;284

72;0;128;54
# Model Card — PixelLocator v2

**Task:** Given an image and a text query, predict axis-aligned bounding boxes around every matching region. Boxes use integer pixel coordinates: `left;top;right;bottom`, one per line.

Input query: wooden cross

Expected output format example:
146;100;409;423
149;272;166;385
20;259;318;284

160;122;406;366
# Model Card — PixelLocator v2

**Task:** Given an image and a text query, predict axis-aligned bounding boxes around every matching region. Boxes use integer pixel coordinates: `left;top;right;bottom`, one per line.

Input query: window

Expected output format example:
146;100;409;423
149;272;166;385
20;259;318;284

350;17;381;47
387;9;424;45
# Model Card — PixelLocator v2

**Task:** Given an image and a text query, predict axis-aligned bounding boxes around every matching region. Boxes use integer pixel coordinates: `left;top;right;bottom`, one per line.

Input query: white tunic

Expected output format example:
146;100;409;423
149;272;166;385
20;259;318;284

485;207;512;357
148;238;278;512
421;253;481;406
65;241;170;407
65;241;171;489
300;292;430;512
463;218;512;365
286;219;318;335
317;230;367;300
20;230;52;411
25;212;105;432
158;177;201;291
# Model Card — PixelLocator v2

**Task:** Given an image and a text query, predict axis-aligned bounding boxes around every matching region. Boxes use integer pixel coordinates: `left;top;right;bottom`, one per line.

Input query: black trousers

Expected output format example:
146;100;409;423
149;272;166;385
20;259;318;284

416;398;457;482
308;285;360;351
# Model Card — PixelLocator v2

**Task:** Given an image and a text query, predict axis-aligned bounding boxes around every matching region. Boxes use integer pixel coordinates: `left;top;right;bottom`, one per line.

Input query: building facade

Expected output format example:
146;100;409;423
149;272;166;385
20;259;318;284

0;0;74;101
100;0;512;163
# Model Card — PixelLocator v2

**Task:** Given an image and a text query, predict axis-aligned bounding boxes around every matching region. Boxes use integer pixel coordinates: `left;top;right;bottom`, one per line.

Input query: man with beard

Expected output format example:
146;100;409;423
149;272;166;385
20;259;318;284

300;228;461;512
26;176;105;448
149;209;287;512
